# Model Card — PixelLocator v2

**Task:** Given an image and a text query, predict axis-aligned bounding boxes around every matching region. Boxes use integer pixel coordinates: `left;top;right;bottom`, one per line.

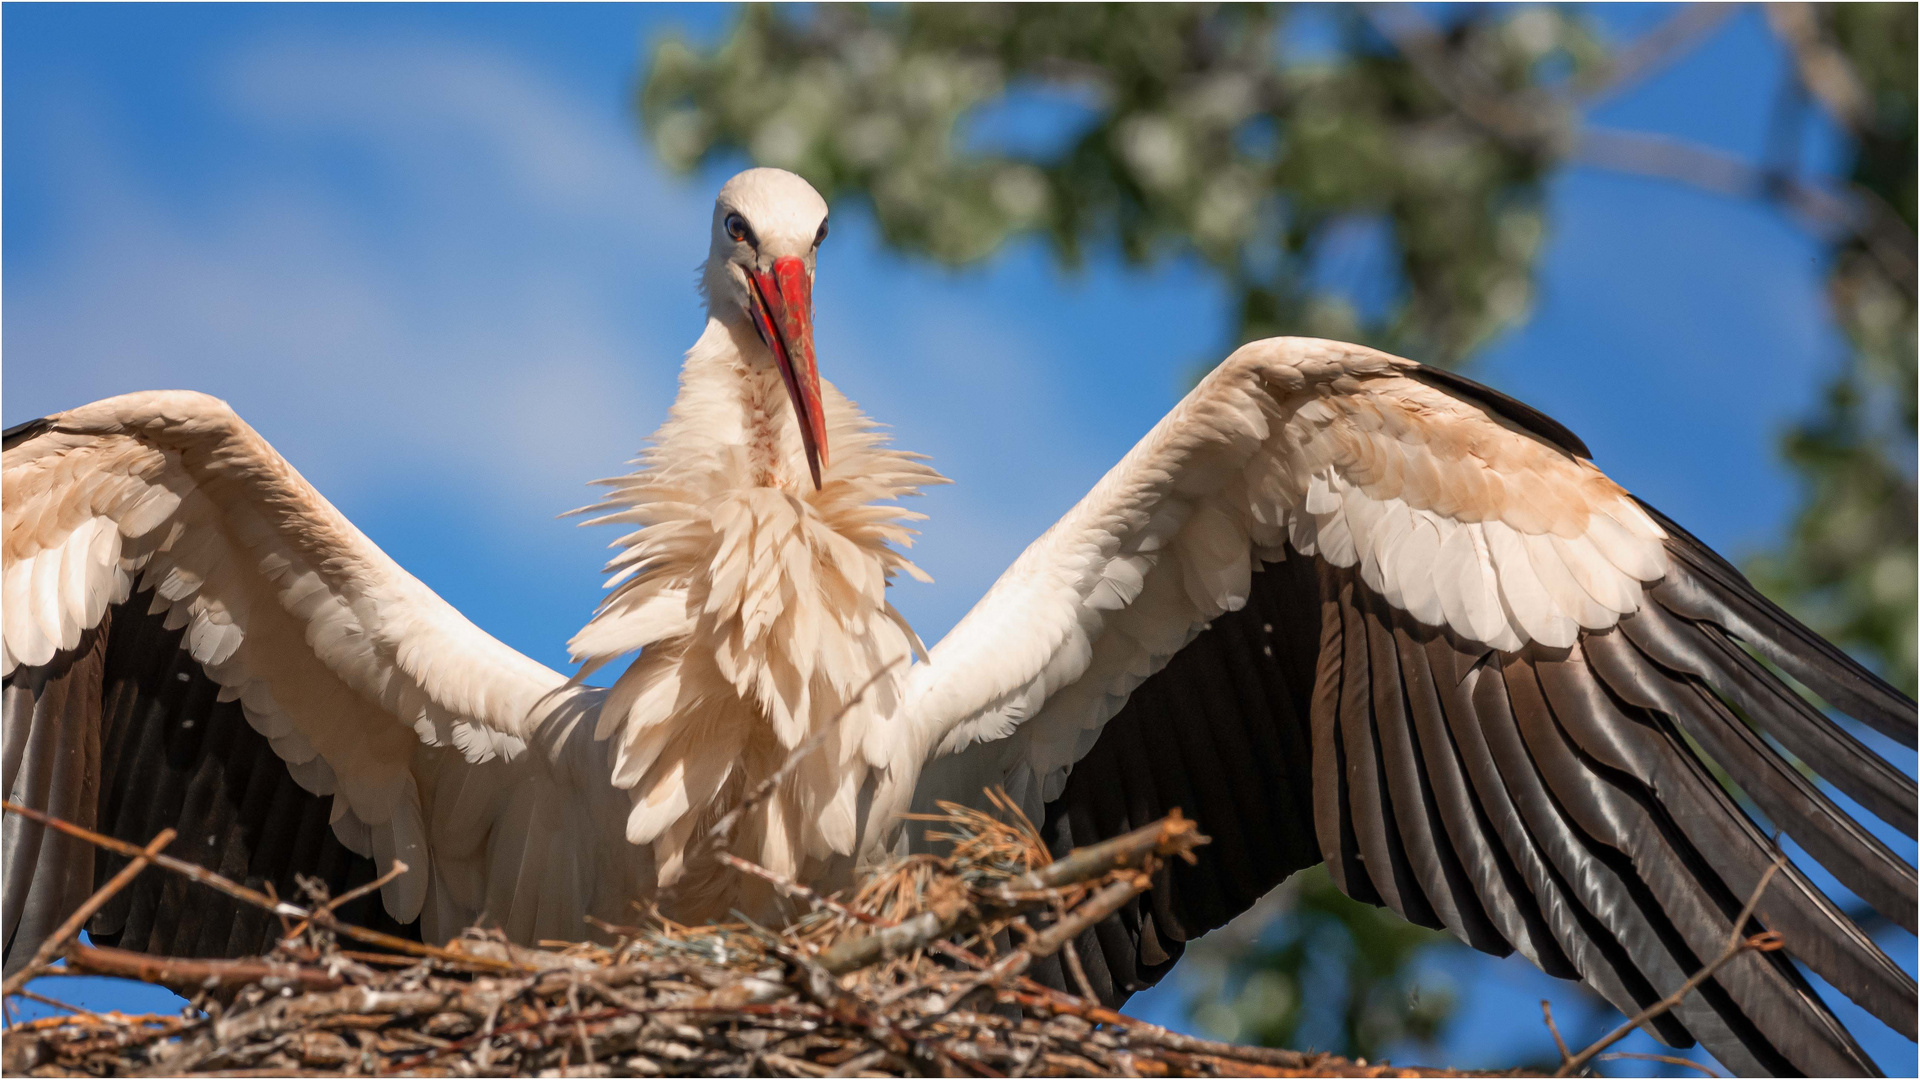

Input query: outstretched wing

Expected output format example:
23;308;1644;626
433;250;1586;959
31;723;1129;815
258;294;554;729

906;338;1916;1076
3;392;646;972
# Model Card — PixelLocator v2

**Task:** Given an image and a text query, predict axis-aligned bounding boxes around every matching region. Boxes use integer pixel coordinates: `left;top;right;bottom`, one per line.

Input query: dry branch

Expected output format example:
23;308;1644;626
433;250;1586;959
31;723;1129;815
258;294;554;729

1;800;519;975
1;799;1487;1078
59;944;348;996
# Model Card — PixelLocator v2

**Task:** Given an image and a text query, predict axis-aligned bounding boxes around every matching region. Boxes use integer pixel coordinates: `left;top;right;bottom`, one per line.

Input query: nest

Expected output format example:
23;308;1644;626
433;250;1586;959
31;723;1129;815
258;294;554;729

3;797;1492;1078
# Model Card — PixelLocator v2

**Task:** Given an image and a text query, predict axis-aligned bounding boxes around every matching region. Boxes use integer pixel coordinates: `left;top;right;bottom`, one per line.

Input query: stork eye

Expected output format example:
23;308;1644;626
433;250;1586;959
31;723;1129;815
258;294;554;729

814;220;829;248
724;212;752;244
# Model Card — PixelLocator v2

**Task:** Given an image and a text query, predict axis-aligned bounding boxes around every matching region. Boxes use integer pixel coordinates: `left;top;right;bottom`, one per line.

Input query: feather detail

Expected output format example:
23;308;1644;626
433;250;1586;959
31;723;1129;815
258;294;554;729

571;319;946;917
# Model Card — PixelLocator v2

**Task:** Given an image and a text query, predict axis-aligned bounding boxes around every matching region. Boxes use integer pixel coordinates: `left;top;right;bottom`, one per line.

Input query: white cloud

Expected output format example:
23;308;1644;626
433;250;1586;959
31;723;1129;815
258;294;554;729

4;35;710;534
224;37;655;219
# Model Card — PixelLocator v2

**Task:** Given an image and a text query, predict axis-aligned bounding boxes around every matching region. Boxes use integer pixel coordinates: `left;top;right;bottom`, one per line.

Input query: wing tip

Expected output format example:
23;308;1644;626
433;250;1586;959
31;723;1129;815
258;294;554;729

1404;363;1595;461
2;416;53;451
1639;496;1918;739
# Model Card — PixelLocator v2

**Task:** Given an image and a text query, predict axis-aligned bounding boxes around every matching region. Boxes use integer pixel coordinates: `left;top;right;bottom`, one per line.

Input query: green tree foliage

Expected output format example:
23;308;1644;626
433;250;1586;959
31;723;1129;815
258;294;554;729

644;4;1603;367
638;1;1916;1062
1751;3;1917;695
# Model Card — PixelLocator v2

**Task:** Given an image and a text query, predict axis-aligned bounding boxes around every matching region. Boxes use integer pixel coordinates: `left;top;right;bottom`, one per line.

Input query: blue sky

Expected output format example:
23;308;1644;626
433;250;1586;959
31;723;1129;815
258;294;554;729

4;3;1913;1073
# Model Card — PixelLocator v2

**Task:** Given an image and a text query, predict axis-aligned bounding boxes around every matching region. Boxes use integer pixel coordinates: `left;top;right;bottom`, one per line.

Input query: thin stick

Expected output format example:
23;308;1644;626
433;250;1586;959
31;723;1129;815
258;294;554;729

326;859;410;914
4;986;132;1026
1003;875;1149;971
276;858;410;948
924;874;1155;1020
815;886;973;975
1540;999;1571;1065
718;852;881;926
262;880;295;940
1556;853;1791;1077
813;812;1197;979
1060;938;1097;1003
1011;811;1204;894
1598;1051;1723;1078
1;827;176;998
0;801;520;972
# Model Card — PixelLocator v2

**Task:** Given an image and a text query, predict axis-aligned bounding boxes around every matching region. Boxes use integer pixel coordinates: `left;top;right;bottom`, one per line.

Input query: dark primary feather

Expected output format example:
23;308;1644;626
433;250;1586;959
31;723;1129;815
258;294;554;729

1039;523;1916;1077
2;624;105;972
1032;552;1323;1001
1637;499;1916;748
2;590;419;976
1;416;53;452
1404;364;1593;461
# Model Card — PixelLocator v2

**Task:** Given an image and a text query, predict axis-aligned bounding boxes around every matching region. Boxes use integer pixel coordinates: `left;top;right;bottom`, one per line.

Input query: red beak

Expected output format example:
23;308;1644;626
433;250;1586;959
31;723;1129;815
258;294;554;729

747;256;828;489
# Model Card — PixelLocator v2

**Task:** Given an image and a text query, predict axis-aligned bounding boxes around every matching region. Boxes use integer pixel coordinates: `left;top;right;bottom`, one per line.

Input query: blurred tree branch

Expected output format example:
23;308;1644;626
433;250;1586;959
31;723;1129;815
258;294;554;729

1749;3;1916;694
1371;3;1916;299
1766;3;1873;133
1579;2;1739;106
641;4;1605;368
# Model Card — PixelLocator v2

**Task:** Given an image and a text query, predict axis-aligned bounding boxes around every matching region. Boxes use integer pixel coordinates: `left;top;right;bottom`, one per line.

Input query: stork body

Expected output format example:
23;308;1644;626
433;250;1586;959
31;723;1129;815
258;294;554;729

559;170;942;920
4;168;1915;1076
572;318;938;922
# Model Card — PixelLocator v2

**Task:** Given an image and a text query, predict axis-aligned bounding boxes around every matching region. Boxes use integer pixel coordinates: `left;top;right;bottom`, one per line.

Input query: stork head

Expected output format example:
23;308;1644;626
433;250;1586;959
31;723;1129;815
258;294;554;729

704;168;832;489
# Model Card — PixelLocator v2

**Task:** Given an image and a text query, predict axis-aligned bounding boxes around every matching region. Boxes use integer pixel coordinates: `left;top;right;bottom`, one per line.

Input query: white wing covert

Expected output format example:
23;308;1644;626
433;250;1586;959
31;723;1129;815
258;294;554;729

909;337;1665;803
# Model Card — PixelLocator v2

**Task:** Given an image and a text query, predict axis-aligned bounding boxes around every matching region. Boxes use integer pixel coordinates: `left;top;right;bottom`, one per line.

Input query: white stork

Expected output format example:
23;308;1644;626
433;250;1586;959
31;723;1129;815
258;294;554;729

3;168;1913;1075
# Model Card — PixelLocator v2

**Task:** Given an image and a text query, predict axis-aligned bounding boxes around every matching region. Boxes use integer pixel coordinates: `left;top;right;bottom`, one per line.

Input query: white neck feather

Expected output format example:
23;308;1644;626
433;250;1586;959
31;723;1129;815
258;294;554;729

570;318;946;919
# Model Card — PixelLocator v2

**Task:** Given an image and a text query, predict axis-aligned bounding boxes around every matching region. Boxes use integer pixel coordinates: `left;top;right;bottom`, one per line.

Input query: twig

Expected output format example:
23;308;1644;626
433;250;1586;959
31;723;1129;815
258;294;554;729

59;943;347;994
998;986;1313;1069
276;859;411;948
1598;1050;1723;1077
0;802;521;973
327;859;410;915
1556;852;1791;1077
2;802;308;917
996;875;1150;978
3;987;131;1025
1540;999;1571;1066
815;812;1203;978
924;872;1158;1022
724;848;1207;1060
262;880;295;940
1012;811;1205;894
1;827;176;998
719;853;881;926
816;884;973;975
1060;939;1097;1003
